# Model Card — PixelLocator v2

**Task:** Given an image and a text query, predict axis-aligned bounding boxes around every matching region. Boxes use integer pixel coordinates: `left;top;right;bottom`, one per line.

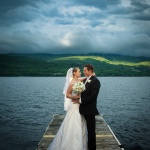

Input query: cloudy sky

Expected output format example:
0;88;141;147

0;0;150;56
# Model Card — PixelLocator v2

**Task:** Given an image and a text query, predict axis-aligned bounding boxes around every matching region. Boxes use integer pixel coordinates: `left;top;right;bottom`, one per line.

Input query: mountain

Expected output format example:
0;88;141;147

0;53;150;76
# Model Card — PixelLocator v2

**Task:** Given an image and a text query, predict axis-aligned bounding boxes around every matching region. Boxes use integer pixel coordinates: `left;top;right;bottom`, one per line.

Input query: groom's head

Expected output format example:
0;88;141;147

83;64;94;77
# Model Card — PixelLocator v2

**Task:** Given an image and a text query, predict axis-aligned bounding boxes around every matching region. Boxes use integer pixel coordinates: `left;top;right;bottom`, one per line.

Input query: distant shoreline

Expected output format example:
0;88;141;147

0;76;149;77
1;54;150;76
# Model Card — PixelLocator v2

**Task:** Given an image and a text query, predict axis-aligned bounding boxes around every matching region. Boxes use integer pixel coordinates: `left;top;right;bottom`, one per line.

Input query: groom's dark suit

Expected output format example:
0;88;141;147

79;76;100;150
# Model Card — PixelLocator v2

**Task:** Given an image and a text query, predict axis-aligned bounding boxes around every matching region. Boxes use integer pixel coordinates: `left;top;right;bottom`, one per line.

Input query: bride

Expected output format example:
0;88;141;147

47;67;88;150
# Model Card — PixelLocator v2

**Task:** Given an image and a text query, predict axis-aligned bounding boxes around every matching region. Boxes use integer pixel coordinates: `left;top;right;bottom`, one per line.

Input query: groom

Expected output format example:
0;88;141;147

72;64;100;150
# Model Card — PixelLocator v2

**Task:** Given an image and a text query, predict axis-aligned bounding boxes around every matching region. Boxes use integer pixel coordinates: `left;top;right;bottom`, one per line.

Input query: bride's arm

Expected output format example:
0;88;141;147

78;77;86;82
78;72;96;82
66;83;80;99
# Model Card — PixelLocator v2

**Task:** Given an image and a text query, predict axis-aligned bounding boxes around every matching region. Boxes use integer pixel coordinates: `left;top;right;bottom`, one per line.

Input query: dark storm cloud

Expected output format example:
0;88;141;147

75;0;121;9
0;0;37;16
0;0;150;57
130;0;150;11
0;0;54;25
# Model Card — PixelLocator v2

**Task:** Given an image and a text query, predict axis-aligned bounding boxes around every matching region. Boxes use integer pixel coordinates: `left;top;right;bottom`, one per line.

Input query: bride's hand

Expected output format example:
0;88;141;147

92;72;96;76
72;99;80;104
75;95;80;99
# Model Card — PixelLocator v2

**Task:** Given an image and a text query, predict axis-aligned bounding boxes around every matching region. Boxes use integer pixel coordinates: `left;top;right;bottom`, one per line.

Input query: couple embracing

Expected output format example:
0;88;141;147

48;64;101;150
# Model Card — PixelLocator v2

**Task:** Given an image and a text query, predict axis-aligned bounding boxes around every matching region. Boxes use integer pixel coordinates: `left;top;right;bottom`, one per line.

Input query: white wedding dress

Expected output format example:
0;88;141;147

47;102;88;150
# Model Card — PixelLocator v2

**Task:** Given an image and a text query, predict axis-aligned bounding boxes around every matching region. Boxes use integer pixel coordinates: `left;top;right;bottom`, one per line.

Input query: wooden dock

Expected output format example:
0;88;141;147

37;114;124;150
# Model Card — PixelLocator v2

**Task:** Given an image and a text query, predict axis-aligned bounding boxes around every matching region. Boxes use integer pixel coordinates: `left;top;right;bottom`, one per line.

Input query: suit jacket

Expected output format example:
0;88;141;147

79;76;101;116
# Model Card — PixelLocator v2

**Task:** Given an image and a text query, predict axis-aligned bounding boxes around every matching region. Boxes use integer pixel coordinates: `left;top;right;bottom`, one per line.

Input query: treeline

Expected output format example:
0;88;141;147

0;54;150;76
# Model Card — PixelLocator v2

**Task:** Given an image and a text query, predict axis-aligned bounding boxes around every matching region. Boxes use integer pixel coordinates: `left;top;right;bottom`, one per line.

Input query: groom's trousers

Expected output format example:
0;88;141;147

84;115;96;150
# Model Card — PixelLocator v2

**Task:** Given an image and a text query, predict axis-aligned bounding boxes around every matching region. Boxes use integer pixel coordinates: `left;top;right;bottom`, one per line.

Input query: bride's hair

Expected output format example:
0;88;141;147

72;67;79;76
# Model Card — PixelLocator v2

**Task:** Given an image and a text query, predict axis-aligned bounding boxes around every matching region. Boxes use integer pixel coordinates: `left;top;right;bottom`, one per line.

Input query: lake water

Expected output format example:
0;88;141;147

0;77;150;150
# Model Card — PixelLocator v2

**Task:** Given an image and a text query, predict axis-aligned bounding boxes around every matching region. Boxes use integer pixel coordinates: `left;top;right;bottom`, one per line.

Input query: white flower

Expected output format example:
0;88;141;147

87;80;91;83
72;82;85;94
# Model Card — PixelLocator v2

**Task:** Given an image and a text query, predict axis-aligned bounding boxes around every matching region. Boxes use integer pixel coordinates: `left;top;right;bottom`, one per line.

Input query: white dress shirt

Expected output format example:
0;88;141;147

79;76;92;103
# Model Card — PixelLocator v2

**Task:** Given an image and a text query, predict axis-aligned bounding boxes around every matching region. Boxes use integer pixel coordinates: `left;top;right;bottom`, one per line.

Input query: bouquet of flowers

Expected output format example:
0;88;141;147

72;82;85;95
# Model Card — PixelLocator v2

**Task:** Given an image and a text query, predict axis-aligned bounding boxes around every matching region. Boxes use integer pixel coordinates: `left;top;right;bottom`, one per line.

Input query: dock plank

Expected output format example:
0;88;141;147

37;114;124;150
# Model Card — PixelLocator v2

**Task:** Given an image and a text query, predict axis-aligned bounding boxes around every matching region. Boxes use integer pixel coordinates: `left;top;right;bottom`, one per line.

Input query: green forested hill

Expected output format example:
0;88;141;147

0;54;150;76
